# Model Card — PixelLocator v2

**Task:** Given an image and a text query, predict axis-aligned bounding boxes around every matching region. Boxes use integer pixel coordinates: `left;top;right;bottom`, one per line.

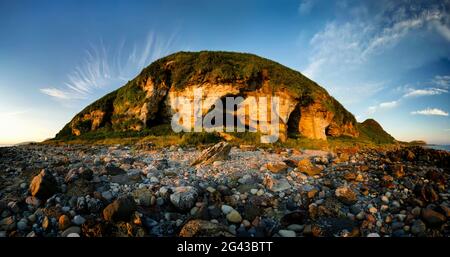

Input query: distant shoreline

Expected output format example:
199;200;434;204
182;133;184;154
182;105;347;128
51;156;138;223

0;141;37;148
424;144;450;152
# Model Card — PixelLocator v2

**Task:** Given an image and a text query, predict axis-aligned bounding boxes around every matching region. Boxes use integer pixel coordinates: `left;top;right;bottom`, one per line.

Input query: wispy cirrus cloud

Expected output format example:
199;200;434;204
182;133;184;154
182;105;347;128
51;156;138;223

39;88;82;100
303;1;450;79
411;108;449;116
432;75;450;88
367;74;450;114
402;75;450;97
404;87;448;97
40;32;177;102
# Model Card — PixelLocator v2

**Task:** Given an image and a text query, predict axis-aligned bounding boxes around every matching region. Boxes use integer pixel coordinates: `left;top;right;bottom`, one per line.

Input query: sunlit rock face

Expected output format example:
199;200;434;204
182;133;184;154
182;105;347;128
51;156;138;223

71;110;107;136
299;102;334;140
165;83;241;131
57;51;361;142
298;101;359;140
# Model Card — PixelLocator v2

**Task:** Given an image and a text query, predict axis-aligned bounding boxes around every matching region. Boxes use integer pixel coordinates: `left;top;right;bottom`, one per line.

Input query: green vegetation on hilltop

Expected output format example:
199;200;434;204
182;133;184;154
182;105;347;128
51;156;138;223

357;119;395;144
326;96;357;125
142;51;327;97
114;79;146;112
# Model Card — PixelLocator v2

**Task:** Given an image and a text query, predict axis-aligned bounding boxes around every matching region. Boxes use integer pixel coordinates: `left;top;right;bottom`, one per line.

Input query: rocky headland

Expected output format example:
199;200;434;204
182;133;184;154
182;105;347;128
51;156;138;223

2;51;447;238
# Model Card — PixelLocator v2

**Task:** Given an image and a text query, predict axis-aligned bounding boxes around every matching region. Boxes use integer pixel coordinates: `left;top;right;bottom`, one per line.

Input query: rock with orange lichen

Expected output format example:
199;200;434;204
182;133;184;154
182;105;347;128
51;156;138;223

179;220;233;237
297;158;323;176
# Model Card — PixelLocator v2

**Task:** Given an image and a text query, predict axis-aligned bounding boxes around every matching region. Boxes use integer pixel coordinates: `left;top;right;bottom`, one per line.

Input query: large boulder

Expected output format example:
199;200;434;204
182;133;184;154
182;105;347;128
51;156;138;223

170;186;199;211
103;196;137;222
29;169;58;199
421;208;446;227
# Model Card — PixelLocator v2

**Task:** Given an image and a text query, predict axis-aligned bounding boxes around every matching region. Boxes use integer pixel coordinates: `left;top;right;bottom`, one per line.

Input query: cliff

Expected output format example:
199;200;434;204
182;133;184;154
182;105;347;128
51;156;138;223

56;51;385;143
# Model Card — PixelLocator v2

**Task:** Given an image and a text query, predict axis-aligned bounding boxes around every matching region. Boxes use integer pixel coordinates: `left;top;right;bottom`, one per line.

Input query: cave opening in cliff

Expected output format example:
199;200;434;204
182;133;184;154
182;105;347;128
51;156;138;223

325;125;332;137
287;103;301;138
203;94;253;132
146;94;171;129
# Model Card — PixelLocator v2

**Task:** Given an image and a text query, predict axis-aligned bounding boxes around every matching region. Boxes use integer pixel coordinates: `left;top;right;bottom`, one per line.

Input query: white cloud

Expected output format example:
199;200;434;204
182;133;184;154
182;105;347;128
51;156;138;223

302;58;325;79
303;1;450;79
367;100;398;114
379;100;398;108
304;22;367;79
367;75;450;115
411;108;449;116
363;8;445;56
432;75;450;88
41;32;177;101
39;88;76;100
404;87;448;97
328;81;385;104
433;21;450;42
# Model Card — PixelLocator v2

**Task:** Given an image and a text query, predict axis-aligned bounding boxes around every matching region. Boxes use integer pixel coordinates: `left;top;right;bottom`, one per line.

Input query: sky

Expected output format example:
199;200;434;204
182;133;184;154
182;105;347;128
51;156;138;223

0;0;449;144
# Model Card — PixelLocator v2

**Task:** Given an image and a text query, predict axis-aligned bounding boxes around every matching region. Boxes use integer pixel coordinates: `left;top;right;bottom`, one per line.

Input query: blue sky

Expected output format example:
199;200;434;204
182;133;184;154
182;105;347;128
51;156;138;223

0;0;449;144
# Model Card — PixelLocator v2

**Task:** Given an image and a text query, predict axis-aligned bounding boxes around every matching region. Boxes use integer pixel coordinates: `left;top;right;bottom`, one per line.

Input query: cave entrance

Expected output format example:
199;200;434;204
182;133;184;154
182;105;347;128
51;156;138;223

287;103;301;137
146;92;171;129
325;125;332;136
203;94;254;132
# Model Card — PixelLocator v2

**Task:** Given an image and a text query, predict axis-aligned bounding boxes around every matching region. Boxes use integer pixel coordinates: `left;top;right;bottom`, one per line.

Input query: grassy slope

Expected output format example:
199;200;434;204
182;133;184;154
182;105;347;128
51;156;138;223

357;119;395;144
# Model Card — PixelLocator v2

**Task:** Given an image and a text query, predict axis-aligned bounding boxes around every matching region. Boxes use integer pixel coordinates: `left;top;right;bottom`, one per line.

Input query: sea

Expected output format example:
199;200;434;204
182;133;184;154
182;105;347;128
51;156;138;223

0;144;13;148
424;145;450;152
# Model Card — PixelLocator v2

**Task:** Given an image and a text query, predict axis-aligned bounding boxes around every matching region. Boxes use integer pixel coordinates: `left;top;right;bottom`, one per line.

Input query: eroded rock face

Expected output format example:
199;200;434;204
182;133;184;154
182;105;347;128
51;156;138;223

326;121;359;138
58;51;361;142
71;110;106;136
64;81;358;141
297;100;359;140
138;78;170;124
298;102;333;140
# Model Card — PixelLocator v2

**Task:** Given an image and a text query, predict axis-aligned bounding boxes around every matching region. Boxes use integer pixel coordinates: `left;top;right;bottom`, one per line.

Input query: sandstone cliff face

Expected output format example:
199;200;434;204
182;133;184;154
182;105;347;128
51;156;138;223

165;83;241;130
298;102;334;140
56;51;361;142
